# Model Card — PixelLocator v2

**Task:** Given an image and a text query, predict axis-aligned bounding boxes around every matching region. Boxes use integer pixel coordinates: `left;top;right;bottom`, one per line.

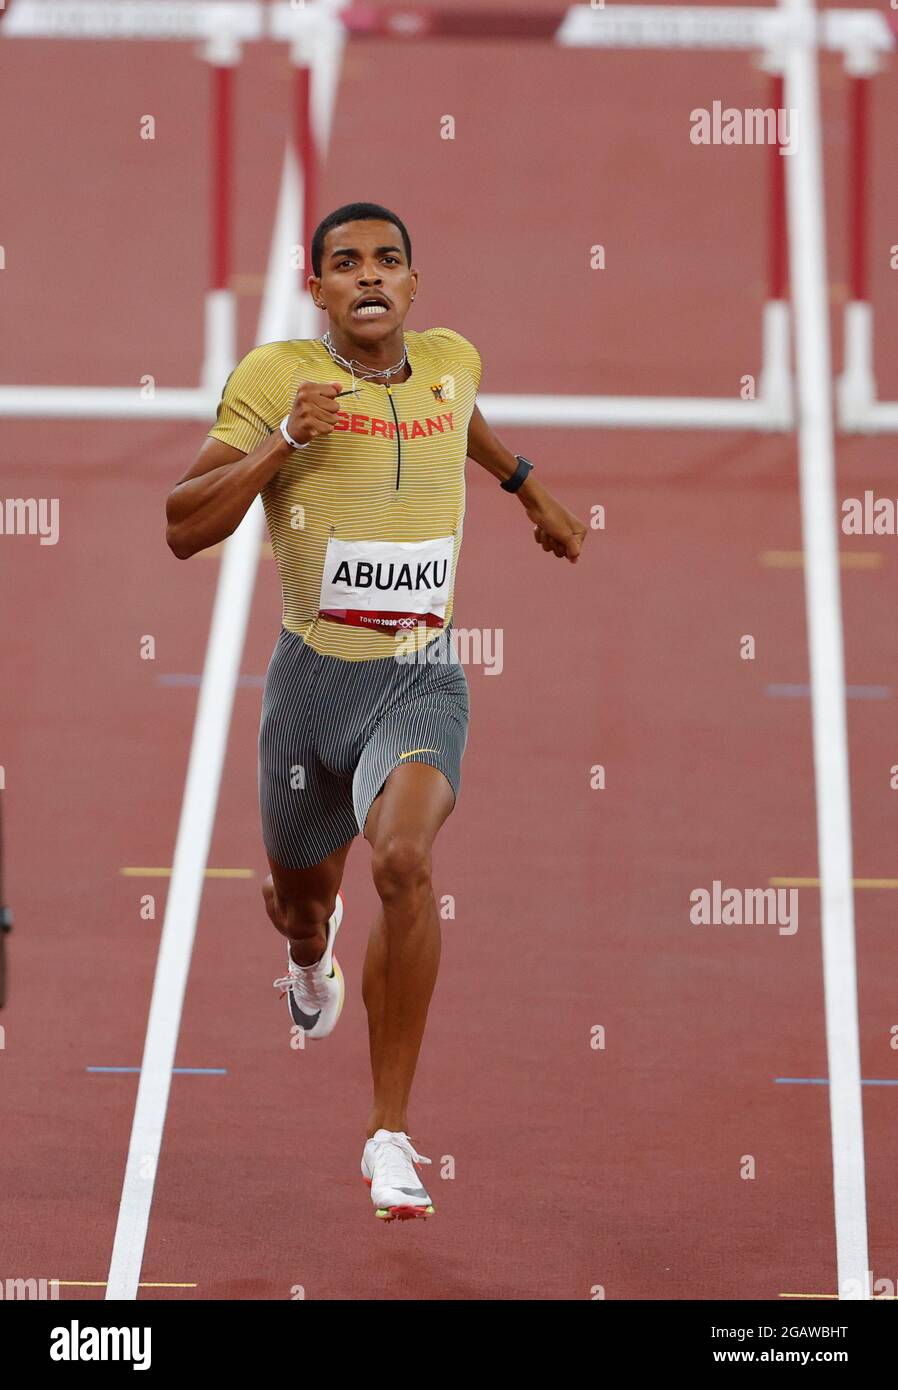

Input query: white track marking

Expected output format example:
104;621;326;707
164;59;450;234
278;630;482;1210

104;148;309;1301
782;0;869;1299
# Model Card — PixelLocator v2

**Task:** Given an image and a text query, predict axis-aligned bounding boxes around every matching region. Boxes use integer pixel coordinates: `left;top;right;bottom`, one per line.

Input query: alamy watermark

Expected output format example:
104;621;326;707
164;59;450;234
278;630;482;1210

690;881;798;936
50;1321;151;1370
841;1269;898;1299
0;1276;59;1299
394;626;503;676
0;497;59;545
841;491;898;535
690;101;798;156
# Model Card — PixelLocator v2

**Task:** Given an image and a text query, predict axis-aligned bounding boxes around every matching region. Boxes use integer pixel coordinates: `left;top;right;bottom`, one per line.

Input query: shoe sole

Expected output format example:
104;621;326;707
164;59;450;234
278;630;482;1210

376;1205;435;1222
363;1176;435;1221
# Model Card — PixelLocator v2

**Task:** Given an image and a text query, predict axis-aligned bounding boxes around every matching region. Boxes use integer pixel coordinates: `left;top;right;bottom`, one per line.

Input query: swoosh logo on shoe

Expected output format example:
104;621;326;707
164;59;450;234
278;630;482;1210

288;994;321;1028
396;1187;430;1198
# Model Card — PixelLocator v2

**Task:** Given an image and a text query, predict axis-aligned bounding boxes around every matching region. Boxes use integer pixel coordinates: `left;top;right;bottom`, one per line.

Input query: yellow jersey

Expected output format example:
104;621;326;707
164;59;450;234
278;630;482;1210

208;327;481;660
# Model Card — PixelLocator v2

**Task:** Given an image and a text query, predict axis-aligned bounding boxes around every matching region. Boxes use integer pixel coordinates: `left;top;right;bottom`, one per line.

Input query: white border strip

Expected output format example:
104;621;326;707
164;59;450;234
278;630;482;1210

782;0;869;1299
103;148;303;1302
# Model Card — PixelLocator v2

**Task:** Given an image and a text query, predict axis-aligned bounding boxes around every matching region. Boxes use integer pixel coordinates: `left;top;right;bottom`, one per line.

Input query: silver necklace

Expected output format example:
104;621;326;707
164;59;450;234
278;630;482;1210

320;330;408;390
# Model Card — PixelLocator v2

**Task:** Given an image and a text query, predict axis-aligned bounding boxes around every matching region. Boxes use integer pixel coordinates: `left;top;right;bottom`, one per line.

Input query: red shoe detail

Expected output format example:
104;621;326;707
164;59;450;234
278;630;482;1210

376;1204;433;1222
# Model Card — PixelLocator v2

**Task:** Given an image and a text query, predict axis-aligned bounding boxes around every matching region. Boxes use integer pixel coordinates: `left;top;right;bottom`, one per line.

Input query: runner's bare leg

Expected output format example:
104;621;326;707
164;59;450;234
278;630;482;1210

362;761;455;1138
263;841;352;966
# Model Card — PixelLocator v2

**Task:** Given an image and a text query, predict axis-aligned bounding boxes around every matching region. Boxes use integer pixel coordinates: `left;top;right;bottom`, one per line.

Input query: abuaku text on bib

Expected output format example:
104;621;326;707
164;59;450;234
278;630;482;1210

318;535;454;634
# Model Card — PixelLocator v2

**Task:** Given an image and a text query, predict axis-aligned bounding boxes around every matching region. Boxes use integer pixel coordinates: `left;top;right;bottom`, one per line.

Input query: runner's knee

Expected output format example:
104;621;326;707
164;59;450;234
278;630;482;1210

371;835;432;903
267;887;336;942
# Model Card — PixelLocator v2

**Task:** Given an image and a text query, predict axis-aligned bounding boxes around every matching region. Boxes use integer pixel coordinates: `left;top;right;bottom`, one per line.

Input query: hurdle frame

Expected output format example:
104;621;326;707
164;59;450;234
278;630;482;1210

1;1;895;431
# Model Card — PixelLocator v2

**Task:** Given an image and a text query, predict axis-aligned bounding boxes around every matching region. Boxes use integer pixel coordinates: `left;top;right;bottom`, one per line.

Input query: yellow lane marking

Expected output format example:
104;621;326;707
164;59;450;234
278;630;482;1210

779;1292;839;1300
54;1281;197;1289
770;877;898;889
398;748;440;760
759;551;882;569
120;868;255;879
780;1292;898;1300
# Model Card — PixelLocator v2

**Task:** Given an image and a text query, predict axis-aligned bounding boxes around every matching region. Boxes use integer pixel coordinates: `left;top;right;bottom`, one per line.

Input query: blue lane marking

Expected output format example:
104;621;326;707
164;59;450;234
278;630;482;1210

87;1067;228;1075
765;684;892;699
775;1077;898;1086
157;674;265;688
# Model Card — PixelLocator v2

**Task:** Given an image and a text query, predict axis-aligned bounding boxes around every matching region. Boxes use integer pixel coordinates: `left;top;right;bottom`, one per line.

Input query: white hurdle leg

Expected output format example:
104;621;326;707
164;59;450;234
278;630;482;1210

837;301;876;432
759;299;793;426
201;287;238;394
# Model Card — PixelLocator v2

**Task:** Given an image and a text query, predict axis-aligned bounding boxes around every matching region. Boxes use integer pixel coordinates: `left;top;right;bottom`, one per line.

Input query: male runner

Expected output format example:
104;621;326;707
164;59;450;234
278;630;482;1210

165;202;586;1220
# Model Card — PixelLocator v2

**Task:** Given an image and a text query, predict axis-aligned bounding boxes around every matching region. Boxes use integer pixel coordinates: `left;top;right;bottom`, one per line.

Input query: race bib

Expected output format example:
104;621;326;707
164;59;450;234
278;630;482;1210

318;535;454;634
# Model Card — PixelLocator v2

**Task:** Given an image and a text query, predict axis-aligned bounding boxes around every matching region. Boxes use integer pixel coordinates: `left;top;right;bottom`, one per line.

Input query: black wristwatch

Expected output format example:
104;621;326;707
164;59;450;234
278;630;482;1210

500;455;534;493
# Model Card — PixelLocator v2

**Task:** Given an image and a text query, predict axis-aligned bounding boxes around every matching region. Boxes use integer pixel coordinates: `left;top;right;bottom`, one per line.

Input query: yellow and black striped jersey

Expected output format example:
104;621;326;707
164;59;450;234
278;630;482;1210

208;327;481;660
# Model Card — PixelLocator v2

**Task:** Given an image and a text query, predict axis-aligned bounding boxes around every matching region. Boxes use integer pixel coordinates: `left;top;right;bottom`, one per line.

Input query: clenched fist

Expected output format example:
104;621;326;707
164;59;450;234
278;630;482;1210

285;381;344;446
522;479;587;563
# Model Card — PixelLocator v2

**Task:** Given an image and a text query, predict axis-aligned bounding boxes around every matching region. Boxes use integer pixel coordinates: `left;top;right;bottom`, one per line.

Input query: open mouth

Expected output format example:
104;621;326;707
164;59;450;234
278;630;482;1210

353;296;391;318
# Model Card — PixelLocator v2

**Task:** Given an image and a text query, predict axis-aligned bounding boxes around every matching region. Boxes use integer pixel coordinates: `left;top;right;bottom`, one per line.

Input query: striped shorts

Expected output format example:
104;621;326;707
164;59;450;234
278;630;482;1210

259;625;470;870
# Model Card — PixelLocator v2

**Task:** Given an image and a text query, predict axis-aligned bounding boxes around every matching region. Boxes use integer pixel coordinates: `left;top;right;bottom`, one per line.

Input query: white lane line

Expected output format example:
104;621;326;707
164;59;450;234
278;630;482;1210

781;0;869;1299
104;147;304;1302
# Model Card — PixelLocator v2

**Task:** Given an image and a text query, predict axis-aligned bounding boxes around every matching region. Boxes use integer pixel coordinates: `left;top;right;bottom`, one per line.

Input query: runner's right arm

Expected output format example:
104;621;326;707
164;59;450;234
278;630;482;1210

165;380;342;559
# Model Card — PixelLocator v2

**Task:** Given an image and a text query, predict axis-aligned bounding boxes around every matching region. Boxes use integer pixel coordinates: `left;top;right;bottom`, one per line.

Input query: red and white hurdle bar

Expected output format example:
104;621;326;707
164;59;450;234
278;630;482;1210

835;29;898;434
0;0;349;418
1;2;895;431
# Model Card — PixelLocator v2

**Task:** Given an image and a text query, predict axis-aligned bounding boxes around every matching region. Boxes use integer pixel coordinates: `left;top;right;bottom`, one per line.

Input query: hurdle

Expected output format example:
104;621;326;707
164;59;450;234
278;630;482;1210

0;0;346;418
1;1;895;431
835;14;898;432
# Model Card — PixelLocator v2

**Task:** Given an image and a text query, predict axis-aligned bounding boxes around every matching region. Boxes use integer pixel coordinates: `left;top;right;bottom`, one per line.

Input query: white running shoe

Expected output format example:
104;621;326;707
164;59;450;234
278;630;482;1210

273;892;345;1041
361;1129;435;1221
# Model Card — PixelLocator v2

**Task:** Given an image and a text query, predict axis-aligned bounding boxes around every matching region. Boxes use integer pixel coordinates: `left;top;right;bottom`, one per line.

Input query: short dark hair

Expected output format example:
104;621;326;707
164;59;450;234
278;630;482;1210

310;202;412;277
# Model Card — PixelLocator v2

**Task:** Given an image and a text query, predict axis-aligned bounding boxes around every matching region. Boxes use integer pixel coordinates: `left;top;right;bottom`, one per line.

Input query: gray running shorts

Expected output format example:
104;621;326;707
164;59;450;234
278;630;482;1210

259;625;469;870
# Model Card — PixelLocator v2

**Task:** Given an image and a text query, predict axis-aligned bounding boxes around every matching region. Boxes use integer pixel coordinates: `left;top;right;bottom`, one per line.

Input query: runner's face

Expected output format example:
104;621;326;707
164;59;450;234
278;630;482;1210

312;220;417;345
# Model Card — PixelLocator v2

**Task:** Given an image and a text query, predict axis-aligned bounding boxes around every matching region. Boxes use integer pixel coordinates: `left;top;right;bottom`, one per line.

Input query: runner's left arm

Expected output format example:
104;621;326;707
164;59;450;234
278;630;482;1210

465;404;587;563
